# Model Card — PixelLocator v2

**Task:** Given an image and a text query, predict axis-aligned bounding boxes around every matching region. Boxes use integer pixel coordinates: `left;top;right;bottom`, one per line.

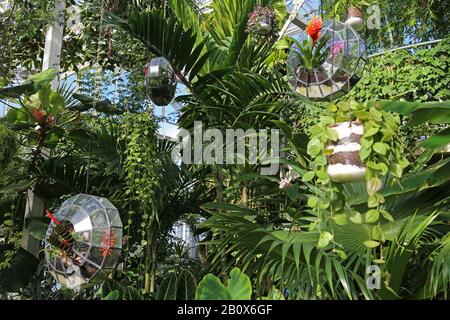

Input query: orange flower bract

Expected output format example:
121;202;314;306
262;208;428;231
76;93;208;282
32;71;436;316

306;16;323;47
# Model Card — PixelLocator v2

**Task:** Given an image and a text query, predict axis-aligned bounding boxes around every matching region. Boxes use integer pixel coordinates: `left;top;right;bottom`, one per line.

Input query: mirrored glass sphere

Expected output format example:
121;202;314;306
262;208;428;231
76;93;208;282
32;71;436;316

45;194;123;289
145;57;177;106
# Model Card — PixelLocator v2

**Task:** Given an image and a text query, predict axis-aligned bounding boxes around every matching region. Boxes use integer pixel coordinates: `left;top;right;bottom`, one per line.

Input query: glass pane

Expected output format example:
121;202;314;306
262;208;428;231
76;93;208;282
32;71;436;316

91;228;109;247
73;194;90;206
103;248;121;269
83;197;102;214
61;197;75;208
73;241;90;259
86;246;106;266
111;228;122;248
90;209;108;228
97;197;115;209
90;268;111;283
106;208;122;227
56;205;77;221
79;262;100;281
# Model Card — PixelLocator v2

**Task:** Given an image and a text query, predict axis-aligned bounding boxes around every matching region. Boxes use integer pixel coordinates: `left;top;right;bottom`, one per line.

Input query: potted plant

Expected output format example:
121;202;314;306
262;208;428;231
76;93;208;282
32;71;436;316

332;0;376;31
305;101;410;206
246;5;278;36
346;5;364;31
326;120;366;182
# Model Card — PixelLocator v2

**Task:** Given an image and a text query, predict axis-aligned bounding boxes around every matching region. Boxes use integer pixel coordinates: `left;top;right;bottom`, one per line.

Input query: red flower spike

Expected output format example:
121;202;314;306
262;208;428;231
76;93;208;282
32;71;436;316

32;109;45;124
306;16;323;47
46;209;61;225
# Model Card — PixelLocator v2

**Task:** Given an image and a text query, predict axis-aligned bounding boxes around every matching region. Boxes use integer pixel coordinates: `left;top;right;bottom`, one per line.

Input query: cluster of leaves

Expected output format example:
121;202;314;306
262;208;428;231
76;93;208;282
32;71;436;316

349;38;450;102
322;0;449;51
291;35;331;71
0;0;54;82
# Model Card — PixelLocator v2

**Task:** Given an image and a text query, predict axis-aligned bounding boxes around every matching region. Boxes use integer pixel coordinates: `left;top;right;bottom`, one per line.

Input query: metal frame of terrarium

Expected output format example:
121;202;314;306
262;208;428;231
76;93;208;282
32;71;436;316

45;194;123;289
145;57;178;107
286;19;366;101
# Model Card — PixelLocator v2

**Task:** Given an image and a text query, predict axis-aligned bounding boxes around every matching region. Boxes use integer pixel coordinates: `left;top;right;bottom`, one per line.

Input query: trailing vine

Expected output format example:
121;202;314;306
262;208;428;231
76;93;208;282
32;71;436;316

0;123;18;170
120;111;159;293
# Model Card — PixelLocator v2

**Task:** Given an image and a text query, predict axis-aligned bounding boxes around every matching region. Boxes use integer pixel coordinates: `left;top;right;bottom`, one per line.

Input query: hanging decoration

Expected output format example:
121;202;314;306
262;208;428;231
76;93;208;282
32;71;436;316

326;121;366;182
144;57;177;107
287;17;366;100
246;5;278;36
345;6;364;31
45;194;123;289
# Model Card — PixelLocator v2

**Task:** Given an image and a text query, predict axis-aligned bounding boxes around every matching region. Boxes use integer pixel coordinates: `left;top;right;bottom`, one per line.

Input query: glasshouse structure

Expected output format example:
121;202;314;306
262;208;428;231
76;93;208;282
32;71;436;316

0;0;449;301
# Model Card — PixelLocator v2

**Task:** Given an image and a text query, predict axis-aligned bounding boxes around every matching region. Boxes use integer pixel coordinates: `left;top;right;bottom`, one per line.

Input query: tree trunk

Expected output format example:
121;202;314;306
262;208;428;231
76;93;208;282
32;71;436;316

241;183;248;207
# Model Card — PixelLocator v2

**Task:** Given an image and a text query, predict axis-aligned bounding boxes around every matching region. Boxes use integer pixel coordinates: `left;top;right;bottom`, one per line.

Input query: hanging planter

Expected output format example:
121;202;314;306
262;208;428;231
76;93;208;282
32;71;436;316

257;16;275;34
45;194;123;289
345;6;364;31
306;101;409;210
326;121;366;182
246;5;278;36
287;18;366;100
144;57;177;106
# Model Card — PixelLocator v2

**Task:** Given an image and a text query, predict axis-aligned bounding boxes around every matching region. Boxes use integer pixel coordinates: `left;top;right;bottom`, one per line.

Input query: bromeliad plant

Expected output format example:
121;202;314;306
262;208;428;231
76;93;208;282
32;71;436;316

291;16;330;71
305;101;410;208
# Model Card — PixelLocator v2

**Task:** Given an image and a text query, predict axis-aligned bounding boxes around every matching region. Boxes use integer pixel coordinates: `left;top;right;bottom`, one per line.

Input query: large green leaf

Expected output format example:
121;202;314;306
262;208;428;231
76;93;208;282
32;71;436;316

176;269;197;300
0;245;40;292
195;268;252;300
24;217;49;241
156;273;178;300
374;100;450;124
419;128;450;149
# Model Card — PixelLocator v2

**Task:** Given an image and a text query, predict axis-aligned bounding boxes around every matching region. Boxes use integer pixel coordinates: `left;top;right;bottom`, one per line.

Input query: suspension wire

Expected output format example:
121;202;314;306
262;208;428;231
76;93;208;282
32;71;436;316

85;131;93;193
346;3;351;112
85;0;106;194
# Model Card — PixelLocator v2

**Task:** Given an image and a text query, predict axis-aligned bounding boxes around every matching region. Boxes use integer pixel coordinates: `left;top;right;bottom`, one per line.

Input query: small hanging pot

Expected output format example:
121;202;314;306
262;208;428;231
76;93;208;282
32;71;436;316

256;15;274;34
327;121;366;182
345;6;364;31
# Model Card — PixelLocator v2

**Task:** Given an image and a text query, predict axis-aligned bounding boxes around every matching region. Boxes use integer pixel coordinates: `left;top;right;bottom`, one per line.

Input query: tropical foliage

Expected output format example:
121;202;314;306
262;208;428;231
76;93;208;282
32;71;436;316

0;0;449;301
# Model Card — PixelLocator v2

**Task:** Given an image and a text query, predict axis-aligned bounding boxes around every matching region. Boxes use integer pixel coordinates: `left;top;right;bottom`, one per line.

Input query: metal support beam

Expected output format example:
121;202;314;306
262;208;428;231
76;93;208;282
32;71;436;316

21;1;65;257
368;39;443;58
42;0;66;89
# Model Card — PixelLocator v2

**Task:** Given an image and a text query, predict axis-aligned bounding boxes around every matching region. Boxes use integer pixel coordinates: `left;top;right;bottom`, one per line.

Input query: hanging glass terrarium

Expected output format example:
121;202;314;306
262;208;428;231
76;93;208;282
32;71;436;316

45;194;123;289
144;57;177;106
287;19;366;101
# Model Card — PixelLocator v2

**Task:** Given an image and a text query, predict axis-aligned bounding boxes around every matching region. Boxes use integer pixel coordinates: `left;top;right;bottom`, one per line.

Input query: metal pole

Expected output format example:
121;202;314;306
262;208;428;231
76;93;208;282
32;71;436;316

21;0;66;257
368;39;443;58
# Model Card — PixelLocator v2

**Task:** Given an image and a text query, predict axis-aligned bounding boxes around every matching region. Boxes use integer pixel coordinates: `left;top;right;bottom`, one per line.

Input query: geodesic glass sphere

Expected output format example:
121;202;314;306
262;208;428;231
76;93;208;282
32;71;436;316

145;57;177;106
45;194;123;289
287;20;366;100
